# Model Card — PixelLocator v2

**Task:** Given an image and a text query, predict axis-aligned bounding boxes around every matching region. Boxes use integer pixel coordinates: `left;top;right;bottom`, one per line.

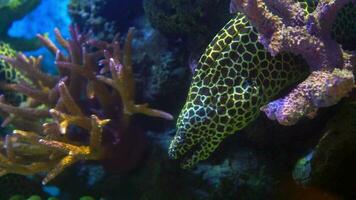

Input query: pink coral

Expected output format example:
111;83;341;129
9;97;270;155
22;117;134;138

261;69;354;125
231;0;356;125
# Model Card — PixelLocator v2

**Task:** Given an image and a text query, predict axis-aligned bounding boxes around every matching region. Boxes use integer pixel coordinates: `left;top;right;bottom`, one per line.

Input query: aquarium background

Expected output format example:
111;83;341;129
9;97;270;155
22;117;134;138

0;0;355;200
8;0;71;74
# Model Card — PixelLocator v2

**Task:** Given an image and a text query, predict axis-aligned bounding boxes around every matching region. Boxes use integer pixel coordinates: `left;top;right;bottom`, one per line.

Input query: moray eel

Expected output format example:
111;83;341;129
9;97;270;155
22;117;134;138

0;42;26;105
168;1;326;168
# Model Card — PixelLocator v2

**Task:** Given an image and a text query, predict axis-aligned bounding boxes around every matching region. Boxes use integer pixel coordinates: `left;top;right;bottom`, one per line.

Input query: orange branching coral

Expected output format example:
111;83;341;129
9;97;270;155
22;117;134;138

96;28;174;120
0;26;173;184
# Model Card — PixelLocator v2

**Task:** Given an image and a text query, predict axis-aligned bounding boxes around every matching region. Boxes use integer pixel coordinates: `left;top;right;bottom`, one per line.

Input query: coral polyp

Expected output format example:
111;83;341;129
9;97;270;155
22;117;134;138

0;26;173;184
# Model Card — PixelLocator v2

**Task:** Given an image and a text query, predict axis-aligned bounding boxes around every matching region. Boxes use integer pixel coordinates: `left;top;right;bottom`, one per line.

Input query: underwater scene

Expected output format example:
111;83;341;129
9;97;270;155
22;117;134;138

0;0;355;199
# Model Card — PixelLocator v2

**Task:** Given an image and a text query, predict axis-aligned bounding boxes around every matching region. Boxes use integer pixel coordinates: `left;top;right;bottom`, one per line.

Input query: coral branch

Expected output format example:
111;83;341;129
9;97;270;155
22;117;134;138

38;114;109;185
97;28;173;120
0;82;50;105
261;68;354;125
54;28;70;51
37;34;60;56
57;81;84;116
0;53;58;87
131;104;174;120
0;96;50;119
90;115;110;152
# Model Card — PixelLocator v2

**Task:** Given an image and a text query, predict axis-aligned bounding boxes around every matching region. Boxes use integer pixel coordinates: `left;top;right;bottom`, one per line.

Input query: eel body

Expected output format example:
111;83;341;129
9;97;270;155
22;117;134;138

169;13;309;168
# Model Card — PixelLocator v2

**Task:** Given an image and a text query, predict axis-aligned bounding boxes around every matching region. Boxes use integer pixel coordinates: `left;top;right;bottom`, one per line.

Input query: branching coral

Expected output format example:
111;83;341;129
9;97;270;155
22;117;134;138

0;26;173;184
231;0;356;125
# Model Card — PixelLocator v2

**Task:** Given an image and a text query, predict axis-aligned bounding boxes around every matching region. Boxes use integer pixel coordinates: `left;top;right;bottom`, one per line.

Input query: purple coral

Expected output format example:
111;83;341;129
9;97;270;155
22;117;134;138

262;69;354;125
232;0;356;125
